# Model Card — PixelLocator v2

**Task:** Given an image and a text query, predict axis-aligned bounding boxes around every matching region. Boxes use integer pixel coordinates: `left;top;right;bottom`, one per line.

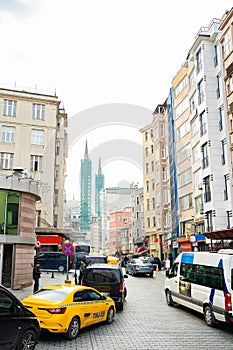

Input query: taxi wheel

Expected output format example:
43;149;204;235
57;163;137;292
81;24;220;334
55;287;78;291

17;329;37;350
106;307;114;324
65;317;80;340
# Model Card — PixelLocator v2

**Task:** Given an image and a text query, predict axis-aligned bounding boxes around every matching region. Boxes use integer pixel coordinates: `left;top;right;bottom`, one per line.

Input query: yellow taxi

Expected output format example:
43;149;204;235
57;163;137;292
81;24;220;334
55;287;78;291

22;281;116;340
107;256;119;264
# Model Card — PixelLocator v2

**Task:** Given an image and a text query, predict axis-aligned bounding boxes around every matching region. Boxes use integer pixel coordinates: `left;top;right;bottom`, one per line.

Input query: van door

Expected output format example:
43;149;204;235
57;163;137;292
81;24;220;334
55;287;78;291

166;262;179;300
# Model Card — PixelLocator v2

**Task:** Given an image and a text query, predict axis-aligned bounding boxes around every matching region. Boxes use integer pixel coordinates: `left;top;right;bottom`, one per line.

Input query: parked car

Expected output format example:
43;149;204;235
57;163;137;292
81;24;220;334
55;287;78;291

126;257;154;277
84;255;108;265
22;282;115;340
34;251;74;273
0;284;40;349
82;263;128;311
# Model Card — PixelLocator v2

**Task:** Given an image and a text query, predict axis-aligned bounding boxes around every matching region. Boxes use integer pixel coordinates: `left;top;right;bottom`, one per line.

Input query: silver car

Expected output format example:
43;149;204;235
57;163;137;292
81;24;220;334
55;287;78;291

125;258;154;277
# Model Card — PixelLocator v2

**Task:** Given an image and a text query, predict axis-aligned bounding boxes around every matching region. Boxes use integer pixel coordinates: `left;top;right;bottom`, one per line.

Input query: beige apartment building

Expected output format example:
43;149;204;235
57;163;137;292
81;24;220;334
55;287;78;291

172;63;194;252
220;8;233;190
140;105;171;260
0;87;68;231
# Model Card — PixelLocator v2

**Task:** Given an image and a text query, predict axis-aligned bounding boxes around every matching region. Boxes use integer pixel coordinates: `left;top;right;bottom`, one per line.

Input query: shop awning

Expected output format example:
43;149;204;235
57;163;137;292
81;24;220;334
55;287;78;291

37;235;62;245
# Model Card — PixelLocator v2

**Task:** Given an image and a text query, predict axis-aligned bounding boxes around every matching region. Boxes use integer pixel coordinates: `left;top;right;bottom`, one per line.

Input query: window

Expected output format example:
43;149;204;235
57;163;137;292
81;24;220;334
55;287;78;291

145;132;148;141
146;181;149;192
55;165;59;178
177;144;190;163
161;146;166;159
31;129;44;146
195;195;203;215
145;147;148;157
178;168;192;186
200;111;207;136
219;106;223;131
180;263;223;290
2;126;15;143
152;197;155;209
191;117;199;137
56;141;60;155
201;143;209;169
151;161;154;172
174;76;187;97
136;196;140;205
152;216;156;227
206;211;213;231
30;155;43;171
224;174;229;200
176;121;189;140
160;124;165;137
216;75;220;98
189;70;194;89
146;163;149;173
197;79;204;105
162;167;166;181
180;194;193;211
0;153;13;169
54;189;59;205
147;217;150;228
32;103;45;120
214;44;218;67
0;192;20;235
221;140;226;165
223;29;232;56
193;169;201;190
3;99;17;117
192;143;200;163
151;145;154;154
196;48;202;74
175;97;188;118
203;176;211;202
146;199;150;211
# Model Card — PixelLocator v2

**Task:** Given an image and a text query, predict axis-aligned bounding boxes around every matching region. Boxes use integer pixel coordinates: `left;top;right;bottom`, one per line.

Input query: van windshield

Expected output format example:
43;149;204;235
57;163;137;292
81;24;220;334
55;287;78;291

86;269;120;283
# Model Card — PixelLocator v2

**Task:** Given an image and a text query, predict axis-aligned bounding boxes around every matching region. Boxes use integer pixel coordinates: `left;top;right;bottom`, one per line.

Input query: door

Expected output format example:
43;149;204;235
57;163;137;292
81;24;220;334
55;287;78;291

2;244;13;288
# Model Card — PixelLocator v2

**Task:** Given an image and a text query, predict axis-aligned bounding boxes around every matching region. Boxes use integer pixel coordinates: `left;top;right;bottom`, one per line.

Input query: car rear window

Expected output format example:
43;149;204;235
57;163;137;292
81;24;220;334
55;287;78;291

86;257;107;264
85;268;120;283
30;289;68;301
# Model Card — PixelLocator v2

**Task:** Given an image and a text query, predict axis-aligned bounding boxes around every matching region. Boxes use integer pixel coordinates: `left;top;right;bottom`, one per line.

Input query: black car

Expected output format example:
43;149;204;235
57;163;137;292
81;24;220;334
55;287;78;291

82;263;128;311
84;255;108;265
0;284;40;350
34;251;74;272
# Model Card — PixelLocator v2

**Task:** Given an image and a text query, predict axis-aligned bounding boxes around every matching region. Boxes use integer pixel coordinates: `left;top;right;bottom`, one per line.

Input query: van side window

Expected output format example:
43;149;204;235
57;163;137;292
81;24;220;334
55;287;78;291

180;263;224;290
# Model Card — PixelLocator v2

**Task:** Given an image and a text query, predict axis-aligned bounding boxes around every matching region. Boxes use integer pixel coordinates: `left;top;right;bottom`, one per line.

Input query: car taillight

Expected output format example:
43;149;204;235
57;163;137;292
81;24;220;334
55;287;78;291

119;283;123;292
224;292;232;311
81;281;85;286
47;307;67;314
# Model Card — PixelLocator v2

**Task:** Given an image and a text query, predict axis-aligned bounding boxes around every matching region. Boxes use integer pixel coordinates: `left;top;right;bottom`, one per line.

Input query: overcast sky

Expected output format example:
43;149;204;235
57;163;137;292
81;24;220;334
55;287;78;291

0;0;232;201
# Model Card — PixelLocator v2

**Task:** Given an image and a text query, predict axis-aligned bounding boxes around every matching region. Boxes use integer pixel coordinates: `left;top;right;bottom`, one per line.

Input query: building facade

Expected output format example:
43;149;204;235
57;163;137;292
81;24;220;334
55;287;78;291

0;87;68;230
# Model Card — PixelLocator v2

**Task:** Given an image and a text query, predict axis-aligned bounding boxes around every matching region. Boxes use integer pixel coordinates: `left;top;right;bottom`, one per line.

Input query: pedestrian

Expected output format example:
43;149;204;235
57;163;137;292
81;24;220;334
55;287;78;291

78;259;86;284
33;262;41;293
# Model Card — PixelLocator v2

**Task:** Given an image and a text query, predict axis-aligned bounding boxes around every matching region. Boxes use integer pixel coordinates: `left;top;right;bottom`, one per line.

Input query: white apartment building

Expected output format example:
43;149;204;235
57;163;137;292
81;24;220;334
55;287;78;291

187;17;233;236
0;87;68;230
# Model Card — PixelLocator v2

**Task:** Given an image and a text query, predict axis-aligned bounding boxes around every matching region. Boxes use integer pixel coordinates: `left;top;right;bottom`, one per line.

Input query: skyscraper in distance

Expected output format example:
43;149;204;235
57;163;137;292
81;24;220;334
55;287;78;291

80;140;92;231
95;157;105;217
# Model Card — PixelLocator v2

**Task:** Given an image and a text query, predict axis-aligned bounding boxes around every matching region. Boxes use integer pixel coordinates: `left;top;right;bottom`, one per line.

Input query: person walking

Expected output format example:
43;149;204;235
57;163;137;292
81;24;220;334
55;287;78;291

78;259;86;284
33;262;41;293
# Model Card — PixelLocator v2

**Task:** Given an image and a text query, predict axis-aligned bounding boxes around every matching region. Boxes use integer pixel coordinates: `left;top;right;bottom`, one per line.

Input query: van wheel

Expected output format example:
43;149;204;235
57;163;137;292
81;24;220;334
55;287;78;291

106;307;114;324
204;305;215;327
65;317;80;339
166;290;174;306
58;265;65;273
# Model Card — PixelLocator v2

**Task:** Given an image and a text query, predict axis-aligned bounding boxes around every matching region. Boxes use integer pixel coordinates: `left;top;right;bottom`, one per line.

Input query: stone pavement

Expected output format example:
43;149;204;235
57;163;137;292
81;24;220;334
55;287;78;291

8;269;77;300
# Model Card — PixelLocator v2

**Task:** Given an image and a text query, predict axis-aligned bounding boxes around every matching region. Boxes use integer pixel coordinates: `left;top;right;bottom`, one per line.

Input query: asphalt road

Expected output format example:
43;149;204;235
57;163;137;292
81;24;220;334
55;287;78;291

12;269;233;350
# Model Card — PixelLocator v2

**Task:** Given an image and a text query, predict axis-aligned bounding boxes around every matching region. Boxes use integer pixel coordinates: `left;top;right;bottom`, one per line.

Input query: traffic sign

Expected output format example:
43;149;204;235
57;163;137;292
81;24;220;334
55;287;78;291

62;243;74;256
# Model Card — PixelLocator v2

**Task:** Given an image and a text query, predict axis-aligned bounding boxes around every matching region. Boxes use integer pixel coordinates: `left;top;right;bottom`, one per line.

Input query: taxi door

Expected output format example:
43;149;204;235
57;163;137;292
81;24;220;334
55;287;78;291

73;290;98;327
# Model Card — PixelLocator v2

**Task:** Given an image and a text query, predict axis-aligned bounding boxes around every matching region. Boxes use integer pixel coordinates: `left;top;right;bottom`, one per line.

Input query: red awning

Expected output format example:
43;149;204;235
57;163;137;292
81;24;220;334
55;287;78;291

37;235;62;245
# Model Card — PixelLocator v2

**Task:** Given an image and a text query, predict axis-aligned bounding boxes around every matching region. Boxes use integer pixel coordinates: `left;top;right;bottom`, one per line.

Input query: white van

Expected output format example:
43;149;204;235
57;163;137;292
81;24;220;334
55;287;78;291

164;249;233;326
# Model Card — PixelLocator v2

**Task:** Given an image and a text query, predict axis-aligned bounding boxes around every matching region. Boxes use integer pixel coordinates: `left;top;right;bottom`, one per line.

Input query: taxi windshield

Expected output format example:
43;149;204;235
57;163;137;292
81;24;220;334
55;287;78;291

30;289;69;301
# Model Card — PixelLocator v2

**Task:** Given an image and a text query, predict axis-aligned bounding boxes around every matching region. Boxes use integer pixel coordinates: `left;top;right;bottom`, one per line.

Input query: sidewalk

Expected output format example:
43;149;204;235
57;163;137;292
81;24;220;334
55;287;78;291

8;269;78;301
